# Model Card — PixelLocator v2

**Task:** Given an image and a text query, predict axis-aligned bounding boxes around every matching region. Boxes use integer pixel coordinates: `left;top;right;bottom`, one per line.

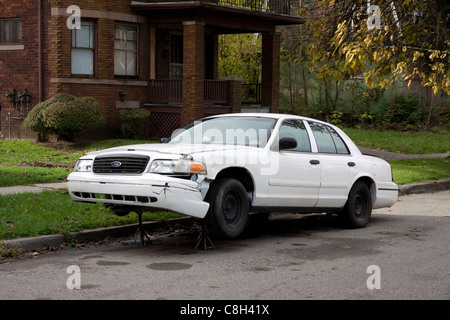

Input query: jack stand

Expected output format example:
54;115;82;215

135;212;152;245
195;221;215;250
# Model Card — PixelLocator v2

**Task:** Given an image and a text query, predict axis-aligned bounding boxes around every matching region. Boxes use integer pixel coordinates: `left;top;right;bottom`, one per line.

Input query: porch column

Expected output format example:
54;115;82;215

182;21;205;127
261;32;281;113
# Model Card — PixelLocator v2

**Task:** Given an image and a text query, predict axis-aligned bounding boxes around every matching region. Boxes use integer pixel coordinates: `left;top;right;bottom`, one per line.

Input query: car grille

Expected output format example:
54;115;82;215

93;155;150;174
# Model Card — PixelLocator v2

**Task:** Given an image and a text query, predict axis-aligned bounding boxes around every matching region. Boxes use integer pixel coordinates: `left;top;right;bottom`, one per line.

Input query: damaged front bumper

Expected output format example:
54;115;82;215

67;173;210;219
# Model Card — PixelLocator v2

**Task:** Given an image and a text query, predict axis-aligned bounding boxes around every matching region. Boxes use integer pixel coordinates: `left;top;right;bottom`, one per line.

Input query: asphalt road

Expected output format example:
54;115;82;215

0;191;449;302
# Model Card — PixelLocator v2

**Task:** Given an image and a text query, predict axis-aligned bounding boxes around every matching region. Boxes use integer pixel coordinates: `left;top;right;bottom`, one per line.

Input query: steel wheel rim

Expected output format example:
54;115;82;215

354;193;367;219
223;191;242;226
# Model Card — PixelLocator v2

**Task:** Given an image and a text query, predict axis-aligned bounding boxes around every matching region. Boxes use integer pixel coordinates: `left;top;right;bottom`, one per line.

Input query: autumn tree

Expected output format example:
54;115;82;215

292;0;449;97
218;33;262;84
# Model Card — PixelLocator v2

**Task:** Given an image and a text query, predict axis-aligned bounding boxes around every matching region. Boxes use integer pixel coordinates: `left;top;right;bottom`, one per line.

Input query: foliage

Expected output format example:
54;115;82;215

429;101;450;128
119;108;151;139
25;94;105;142
218;33;261;83
43;96;105;142
24;94;76;137
373;92;426;130
291;0;449;95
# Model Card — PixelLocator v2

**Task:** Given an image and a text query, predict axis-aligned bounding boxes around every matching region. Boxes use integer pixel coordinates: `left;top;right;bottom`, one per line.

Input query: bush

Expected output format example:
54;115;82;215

374;93;426;130
119;108;150;138
25;94;105;142
24;94;76;138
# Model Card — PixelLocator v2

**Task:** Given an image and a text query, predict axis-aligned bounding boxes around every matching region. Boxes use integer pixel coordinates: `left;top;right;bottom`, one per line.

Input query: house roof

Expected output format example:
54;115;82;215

131;1;303;33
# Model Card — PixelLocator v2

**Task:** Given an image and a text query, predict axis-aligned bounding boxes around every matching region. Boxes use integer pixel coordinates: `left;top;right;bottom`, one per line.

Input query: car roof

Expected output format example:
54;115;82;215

206;112;325;124
207;113;362;156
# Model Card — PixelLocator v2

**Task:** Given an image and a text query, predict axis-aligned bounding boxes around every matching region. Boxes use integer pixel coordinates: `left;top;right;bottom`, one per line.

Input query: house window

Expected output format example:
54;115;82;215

170;34;183;79
0;19;22;44
115;24;138;77
71;21;95;76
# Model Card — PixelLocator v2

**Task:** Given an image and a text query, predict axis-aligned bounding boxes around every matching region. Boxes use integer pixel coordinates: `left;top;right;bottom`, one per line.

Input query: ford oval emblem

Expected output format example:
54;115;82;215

111;161;122;168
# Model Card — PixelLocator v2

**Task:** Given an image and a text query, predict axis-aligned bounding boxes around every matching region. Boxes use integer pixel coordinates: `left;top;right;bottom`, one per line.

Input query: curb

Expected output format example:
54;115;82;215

2;217;196;252
2;181;449;252
398;179;450;196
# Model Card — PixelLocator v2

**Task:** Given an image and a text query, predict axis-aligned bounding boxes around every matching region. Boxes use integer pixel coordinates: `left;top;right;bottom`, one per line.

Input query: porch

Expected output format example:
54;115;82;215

131;0;302;138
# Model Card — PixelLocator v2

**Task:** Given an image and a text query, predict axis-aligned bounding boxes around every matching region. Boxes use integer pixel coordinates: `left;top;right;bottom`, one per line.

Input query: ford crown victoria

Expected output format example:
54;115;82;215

67;113;398;238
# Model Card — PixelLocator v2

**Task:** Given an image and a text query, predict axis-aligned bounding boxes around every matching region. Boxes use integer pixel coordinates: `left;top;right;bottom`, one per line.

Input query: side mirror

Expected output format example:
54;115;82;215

279;137;297;150
160;137;169;143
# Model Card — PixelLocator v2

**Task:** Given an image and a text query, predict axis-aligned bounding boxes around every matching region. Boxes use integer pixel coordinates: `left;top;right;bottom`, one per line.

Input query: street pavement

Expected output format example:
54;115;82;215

0;190;449;301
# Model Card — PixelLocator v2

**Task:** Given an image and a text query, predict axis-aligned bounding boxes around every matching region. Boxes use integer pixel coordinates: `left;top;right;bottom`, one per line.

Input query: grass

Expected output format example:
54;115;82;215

0;189;181;241
0;166;71;187
0;139;153;187
343;128;450;154
389;158;450;185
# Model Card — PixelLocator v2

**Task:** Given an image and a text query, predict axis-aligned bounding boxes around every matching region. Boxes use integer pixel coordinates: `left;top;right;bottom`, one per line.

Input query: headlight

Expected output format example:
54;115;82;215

149;156;206;175
149;160;177;174
74;159;93;172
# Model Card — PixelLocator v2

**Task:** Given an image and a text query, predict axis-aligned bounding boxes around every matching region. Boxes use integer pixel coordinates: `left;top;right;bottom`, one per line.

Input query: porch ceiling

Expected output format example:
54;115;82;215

130;1;303;34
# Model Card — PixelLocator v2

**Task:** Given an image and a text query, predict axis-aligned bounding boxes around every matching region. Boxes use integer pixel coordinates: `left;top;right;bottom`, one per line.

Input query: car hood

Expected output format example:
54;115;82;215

84;143;261;159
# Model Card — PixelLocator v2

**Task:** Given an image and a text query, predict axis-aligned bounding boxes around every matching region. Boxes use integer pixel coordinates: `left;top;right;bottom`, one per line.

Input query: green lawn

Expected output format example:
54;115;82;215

0;189;181;241
0;139;153;187
389;158;450;185
343;128;450;155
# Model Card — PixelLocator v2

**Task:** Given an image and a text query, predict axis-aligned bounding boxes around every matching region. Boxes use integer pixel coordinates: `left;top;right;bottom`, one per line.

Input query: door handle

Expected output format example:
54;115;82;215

347;162;356;167
310;160;320;165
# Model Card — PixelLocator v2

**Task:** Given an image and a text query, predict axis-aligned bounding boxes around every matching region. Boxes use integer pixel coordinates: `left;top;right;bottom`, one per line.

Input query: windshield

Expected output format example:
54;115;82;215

168;116;277;148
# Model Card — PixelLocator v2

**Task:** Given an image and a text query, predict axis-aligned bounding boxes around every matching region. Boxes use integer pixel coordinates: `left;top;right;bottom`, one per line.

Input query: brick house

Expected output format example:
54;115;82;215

0;0;302;140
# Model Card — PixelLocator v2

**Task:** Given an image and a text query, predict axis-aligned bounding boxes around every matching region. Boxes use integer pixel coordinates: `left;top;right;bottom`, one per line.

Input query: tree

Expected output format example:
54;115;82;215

218;33;262;83
292;0;449;96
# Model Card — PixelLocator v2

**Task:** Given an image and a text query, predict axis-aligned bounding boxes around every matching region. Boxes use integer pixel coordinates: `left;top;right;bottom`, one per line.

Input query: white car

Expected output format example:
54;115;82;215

67;113;398;238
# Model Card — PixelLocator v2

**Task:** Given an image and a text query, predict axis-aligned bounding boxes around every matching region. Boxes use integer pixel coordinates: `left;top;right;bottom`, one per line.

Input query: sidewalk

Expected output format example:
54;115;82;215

359;147;449;161
0;182;67;196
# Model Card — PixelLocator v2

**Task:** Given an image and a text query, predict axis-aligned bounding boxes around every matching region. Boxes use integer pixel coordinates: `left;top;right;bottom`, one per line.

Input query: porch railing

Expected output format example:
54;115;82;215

148;79;230;105
204;80;229;105
214;0;292;15
148;79;182;104
143;0;292;15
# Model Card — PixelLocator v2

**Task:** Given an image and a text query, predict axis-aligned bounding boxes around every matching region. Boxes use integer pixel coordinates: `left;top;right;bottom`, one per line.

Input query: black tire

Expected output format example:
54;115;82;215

341;181;372;228
106;204;131;217
205;178;249;238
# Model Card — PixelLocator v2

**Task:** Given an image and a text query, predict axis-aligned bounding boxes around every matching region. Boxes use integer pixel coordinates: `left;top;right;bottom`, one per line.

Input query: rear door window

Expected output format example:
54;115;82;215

308;122;349;154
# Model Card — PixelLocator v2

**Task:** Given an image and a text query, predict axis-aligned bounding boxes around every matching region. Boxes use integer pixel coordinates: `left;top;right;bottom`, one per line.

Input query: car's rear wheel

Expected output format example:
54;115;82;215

205;178;249;238
341;181;372;228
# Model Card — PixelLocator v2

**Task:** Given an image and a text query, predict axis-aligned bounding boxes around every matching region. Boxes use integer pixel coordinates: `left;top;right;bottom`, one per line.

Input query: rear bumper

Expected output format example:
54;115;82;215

67;173;210;219
374;181;399;209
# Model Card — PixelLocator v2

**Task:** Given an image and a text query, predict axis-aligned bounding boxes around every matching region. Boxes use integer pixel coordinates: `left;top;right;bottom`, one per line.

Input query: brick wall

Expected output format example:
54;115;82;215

1;0;151;141
47;0;150;140
181;21;205;127
0;0;51;139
